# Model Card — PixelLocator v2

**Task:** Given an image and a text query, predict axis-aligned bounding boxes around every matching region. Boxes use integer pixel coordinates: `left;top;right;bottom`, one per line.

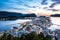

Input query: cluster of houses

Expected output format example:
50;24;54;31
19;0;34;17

0;16;58;40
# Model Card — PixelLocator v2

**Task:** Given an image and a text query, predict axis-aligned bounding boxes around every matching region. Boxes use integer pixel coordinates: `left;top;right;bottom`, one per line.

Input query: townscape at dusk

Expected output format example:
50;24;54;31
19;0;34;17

0;0;60;40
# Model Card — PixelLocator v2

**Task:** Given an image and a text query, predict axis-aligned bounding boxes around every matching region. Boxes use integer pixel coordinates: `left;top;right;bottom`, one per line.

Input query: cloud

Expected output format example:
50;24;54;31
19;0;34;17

41;0;47;5
0;0;60;14
49;0;60;8
53;4;60;10
52;0;60;3
49;3;56;8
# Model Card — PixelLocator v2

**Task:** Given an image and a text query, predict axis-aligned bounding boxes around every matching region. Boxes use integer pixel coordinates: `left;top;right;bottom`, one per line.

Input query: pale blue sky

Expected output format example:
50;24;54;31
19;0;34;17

0;0;60;14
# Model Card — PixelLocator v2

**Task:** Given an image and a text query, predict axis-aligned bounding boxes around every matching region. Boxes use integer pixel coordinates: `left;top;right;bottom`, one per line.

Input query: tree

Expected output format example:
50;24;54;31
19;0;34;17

0;33;7;40
26;32;40;40
38;32;44;40
13;37;19;40
20;34;26;40
7;34;14;40
45;35;51;40
0;33;15;40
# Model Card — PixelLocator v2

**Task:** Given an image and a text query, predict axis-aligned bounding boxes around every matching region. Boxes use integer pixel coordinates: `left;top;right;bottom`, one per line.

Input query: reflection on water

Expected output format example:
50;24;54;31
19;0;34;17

51;17;60;25
0;19;32;32
48;17;60;31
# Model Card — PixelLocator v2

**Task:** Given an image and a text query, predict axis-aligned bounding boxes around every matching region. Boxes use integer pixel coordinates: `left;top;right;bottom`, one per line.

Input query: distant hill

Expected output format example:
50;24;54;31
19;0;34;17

0;11;37;18
51;14;60;17
0;11;22;18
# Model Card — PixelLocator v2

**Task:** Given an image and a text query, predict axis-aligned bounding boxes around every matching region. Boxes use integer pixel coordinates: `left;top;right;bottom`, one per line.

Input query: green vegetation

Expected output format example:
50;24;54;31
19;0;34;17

25;32;40;40
0;32;51;40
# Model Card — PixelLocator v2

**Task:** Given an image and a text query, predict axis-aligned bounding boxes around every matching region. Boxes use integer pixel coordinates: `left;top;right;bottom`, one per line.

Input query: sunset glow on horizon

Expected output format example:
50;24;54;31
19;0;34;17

0;0;60;16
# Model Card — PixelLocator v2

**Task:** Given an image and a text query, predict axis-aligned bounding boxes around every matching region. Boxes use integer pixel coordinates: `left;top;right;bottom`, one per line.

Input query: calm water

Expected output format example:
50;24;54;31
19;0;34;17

48;17;60;31
0;17;60;32
0;19;32;32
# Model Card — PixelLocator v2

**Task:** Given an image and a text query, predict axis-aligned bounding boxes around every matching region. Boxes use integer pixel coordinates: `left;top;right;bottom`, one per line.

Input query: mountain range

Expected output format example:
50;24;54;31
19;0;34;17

0;11;60;18
51;14;60;17
0;11;37;18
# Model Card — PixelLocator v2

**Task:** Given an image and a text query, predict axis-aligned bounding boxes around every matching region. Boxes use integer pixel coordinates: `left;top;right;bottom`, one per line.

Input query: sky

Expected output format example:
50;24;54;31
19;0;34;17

0;0;60;15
